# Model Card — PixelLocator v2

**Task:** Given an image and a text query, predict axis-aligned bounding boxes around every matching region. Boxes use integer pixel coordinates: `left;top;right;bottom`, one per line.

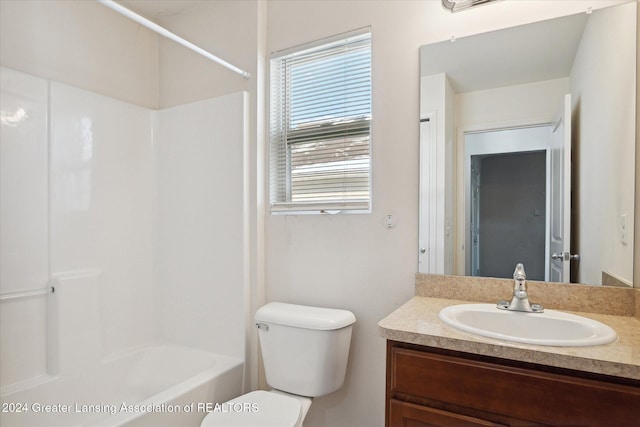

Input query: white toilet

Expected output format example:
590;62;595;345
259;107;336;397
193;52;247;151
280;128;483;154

201;302;356;427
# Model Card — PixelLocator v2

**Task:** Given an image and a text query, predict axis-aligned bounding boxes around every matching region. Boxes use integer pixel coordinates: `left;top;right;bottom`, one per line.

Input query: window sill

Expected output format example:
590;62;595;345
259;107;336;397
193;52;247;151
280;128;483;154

270;202;370;215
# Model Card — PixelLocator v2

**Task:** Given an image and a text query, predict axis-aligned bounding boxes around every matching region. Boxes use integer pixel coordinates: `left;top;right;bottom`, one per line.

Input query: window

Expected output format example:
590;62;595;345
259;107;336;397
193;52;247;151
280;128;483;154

270;28;372;213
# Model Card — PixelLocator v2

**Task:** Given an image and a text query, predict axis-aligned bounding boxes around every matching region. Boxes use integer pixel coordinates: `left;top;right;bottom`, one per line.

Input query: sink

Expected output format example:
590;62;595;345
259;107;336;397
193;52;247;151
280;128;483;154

438;304;617;347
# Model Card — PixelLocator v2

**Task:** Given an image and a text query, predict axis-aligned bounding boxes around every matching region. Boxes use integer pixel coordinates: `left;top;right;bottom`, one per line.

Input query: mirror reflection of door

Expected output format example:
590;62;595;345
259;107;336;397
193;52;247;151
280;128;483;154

465;125;558;281
549;94;573;283
418;115;435;274
471;151;546;281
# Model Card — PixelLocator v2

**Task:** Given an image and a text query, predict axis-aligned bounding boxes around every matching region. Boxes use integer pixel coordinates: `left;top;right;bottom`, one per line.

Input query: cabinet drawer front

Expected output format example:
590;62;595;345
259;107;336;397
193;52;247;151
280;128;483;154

389;399;504;427
390;347;640;426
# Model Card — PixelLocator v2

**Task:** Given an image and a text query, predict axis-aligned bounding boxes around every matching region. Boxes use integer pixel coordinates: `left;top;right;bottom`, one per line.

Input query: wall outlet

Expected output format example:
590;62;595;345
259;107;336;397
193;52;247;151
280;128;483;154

620;213;628;245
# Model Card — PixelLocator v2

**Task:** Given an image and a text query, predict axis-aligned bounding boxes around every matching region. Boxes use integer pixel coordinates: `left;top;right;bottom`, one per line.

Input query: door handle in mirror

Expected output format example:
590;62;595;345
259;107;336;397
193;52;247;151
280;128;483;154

551;252;580;261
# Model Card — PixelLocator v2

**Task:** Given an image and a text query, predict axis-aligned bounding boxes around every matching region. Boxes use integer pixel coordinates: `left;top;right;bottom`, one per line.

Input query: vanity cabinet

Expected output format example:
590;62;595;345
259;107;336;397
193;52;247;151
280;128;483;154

386;341;640;426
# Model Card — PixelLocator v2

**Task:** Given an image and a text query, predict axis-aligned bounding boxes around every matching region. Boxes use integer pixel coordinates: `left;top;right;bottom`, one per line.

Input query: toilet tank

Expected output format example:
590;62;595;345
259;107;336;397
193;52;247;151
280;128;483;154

255;302;356;397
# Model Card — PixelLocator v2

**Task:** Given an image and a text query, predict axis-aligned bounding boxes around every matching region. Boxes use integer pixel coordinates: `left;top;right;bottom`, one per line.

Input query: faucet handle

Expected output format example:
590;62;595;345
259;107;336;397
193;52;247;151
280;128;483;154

513;263;526;280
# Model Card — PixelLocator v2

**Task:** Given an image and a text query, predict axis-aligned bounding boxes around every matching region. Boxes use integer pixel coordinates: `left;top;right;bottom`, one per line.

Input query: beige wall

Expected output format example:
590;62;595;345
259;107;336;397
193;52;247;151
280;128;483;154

154;0;257;108
0;0;159;108
0;0;260;109
267;3;428;424
266;2;419;423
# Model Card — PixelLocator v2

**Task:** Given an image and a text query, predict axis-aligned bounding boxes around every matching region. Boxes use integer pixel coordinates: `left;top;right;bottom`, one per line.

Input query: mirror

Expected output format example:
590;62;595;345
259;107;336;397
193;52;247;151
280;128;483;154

418;2;636;286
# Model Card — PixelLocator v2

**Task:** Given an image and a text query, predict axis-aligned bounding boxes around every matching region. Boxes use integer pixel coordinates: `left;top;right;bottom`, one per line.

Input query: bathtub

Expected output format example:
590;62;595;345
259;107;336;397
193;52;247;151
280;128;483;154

0;344;244;427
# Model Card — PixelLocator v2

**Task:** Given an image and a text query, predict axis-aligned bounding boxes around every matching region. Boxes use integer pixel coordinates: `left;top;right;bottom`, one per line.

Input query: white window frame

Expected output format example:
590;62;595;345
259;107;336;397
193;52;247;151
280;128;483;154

269;27;372;215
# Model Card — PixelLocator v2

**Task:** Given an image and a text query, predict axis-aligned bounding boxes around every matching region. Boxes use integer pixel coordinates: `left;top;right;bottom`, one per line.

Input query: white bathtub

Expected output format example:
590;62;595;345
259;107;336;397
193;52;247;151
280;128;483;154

0;344;243;427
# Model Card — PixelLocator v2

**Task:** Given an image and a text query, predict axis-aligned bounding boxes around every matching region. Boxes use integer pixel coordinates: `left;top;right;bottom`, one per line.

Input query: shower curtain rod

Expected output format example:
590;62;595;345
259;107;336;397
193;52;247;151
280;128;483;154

0;286;54;301
96;0;250;79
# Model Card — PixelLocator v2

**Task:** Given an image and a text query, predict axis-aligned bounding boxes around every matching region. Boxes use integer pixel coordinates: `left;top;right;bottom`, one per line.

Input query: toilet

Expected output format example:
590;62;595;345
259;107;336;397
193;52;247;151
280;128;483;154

201;302;356;427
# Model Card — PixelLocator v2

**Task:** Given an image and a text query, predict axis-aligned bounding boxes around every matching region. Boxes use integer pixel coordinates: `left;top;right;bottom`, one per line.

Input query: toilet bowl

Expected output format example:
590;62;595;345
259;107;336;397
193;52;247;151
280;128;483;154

200;302;355;427
201;390;311;427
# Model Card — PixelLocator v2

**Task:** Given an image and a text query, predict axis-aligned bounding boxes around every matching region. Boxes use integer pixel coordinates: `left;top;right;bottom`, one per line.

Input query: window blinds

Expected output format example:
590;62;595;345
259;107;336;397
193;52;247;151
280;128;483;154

270;29;372;213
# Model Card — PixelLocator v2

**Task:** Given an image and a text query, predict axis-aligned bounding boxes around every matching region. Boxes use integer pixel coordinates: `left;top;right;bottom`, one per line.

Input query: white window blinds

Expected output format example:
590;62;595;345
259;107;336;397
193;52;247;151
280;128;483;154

270;29;372;213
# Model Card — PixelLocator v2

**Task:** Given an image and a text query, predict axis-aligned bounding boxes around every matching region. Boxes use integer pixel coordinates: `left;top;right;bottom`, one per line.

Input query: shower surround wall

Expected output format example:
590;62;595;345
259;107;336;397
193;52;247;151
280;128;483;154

154;95;249;358
50;77;156;363
0;67;248;399
1;68;51;387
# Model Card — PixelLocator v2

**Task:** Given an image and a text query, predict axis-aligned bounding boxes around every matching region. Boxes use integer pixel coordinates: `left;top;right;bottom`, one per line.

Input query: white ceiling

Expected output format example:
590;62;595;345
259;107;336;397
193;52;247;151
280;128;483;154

420;12;589;93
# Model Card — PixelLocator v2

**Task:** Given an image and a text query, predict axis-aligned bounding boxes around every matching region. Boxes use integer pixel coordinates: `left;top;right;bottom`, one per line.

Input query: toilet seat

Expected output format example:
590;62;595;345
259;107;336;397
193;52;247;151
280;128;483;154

200;390;301;427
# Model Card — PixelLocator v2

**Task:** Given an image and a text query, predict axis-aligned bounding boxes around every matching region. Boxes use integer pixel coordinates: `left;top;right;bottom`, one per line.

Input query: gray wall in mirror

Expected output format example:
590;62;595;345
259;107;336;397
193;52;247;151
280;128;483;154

419;1;637;287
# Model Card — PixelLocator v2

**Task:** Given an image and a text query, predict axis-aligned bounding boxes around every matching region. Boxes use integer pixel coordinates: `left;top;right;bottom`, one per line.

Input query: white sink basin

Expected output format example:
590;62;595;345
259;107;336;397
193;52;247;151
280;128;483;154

439;304;617;347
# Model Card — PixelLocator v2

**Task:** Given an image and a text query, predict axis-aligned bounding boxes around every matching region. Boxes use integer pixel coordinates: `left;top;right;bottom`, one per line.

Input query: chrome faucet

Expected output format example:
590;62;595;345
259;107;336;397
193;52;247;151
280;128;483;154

497;263;544;313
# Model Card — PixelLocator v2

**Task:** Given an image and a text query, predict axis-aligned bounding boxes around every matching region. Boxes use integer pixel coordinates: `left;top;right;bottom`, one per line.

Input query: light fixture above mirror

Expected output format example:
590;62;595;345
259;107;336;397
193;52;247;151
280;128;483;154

441;0;502;13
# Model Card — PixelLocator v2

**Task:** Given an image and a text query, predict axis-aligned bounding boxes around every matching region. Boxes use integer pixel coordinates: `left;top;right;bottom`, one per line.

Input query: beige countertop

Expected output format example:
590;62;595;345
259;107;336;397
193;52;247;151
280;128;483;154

379;293;640;380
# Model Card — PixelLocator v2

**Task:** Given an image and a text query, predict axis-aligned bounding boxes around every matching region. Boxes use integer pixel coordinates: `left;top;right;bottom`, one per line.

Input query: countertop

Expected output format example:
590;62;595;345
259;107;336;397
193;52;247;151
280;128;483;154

379;295;640;380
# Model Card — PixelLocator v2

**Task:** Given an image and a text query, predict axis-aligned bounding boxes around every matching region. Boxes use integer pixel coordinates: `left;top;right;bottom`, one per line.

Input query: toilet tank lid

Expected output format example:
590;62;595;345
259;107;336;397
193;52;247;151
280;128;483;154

255;302;356;330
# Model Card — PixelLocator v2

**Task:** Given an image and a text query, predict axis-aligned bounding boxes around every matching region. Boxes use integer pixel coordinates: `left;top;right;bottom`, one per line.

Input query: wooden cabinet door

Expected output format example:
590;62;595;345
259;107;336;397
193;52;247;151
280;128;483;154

386;341;640;427
389;399;504;427
389;345;640;426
